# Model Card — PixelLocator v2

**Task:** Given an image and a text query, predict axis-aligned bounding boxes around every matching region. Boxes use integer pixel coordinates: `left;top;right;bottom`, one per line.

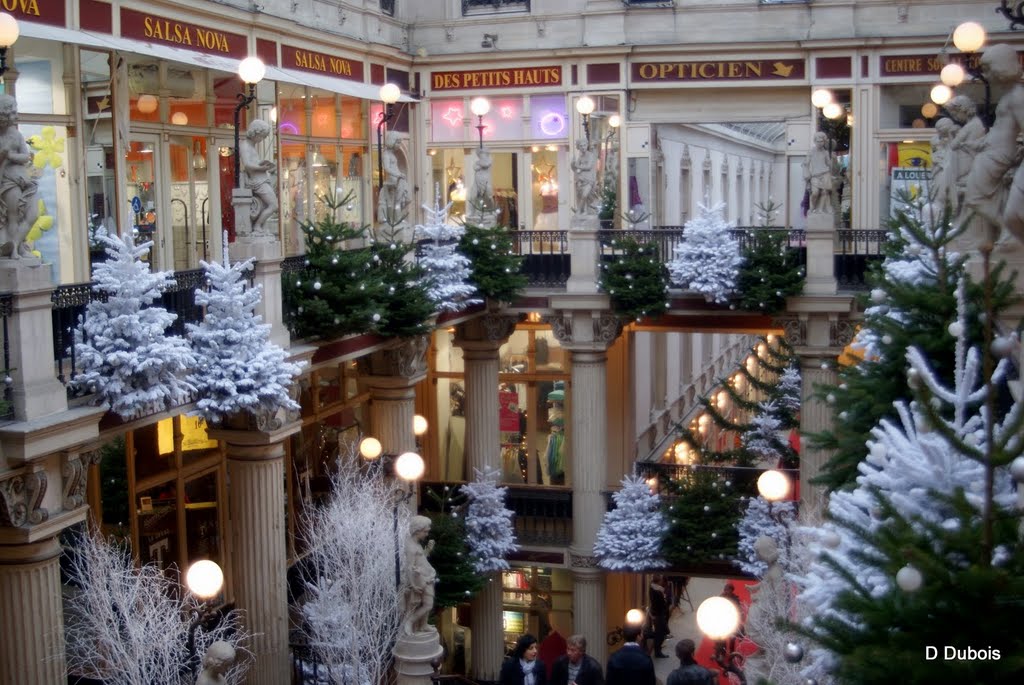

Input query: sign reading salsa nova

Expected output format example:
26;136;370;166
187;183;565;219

121;8;247;58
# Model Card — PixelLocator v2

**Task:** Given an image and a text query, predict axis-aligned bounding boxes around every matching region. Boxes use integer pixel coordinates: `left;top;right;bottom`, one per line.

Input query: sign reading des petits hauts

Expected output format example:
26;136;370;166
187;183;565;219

431;66;562;91
631;58;805;82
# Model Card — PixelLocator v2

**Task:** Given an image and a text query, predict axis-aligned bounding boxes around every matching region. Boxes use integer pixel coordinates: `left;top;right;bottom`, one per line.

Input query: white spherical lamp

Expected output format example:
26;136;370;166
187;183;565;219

940;63;965;88
359;436;383;461
237;56;266;85
413;414;429;437
822;102;844;120
811;88;833;109
136;94;158;114
921;102;939;119
757;469;790;502
695;596;741;640
930;84;953;106
186;560;224;600
395;451;425;481
0;13;20;48
625;608;645;625
470;96;491;118
575;95;595;116
608;113;622;128
380;82;402;105
952;21;986;53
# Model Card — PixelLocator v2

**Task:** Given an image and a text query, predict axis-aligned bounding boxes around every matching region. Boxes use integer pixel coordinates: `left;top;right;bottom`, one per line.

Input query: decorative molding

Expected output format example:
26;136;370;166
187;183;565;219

481;314;518;342
772;317;806;346
570;552;600;569
357;335;429;379
593;314;623;343
61;448;102;511
830;318;856;348
0;468;48;528
544;315;573;345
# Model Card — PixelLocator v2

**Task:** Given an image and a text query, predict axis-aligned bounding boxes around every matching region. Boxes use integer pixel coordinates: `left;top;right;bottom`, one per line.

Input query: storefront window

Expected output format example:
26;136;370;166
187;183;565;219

10;37;66;115
431;326;570;485
278;83;308;136
169;69;208;128
431;99;466;143
311;93;338;138
531;146;563;230
530;94;568;140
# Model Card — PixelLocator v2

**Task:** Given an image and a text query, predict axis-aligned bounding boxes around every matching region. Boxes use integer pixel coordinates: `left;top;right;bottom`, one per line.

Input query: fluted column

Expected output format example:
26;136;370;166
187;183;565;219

454;314;517;681
210;421;300;685
359;336;430;458
0;538;65;684
547;307;623;668
798;357;838;516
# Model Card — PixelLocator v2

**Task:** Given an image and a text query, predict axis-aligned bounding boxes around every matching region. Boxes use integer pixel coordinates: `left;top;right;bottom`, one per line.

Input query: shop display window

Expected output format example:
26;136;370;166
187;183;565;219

431;99;466;143
530;94;568;140
501;567;573;648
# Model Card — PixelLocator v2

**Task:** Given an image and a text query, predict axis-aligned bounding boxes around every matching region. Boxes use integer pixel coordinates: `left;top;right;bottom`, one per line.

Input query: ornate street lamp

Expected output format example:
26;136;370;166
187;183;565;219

377;82;401;193
0;13;19;79
234;56;265;188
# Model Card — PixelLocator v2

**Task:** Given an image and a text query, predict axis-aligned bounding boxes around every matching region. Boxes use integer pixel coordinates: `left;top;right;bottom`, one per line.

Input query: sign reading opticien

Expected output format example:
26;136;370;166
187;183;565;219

282;45;365;82
631;59;805;82
431;66;562;91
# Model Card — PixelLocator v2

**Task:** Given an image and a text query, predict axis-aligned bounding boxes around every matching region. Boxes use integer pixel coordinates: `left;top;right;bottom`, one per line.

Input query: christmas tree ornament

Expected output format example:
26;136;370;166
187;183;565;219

783;642;804;663
896;564;923;592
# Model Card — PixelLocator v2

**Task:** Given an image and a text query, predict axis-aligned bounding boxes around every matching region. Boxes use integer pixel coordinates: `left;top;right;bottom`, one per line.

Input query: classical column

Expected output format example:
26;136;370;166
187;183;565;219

454;313;517;682
548;308;623;667
0;538;65;684
359;336;430;458
209;417;300;685
798;355;838;516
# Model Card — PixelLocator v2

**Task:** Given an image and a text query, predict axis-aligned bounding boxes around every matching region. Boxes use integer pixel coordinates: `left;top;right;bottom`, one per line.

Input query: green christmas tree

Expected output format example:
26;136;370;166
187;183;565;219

458;222;527;303
428;511;487;611
660;469;743;567
369;230;436;339
284;192;387;340
733;229;804;314
809;198;1015;491
600;237;670;321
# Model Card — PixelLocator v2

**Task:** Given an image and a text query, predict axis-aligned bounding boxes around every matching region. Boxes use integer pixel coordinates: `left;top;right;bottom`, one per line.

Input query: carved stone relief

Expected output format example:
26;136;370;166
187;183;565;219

0;468;48;527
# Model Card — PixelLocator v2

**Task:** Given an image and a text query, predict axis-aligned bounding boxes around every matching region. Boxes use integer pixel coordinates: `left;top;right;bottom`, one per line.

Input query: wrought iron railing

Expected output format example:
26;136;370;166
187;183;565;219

507;230;569;287
835;229;888;290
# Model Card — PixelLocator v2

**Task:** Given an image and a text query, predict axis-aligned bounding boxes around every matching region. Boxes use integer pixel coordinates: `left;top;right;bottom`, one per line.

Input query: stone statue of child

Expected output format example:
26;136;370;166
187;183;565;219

803;131;834;215
195;640;236;685
239;119;278;236
402;515;437;635
378;130;409;223
0;94;40;259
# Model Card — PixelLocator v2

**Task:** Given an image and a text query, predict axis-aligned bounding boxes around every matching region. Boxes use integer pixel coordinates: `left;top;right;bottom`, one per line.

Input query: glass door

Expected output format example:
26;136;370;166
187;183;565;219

168;135;212;270
124;135;162;266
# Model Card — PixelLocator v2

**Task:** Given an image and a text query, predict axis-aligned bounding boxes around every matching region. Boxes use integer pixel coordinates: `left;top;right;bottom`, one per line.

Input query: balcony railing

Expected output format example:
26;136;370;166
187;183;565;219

508;230;569;287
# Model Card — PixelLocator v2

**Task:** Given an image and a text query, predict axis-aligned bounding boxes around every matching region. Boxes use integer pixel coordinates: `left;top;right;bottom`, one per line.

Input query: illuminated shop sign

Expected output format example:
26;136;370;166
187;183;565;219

631;59;805;82
431;66;562;91
282;45;365;82
121;8;247;58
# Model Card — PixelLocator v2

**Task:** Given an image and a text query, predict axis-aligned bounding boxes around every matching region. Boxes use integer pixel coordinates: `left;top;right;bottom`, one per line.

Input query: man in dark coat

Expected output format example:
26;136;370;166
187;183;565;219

550;634;604;685
606;625;655;685
666;639;716;685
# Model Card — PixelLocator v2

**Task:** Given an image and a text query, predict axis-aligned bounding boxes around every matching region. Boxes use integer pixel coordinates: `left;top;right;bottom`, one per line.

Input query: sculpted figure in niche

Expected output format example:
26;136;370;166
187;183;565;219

239;119;278;236
0;95;40;259
930;116;958;211
378;130;409;223
195;640;236;685
962;44;1024;248
945;95;985;214
402;515;437;635
802;131;834;215
571;139;598;216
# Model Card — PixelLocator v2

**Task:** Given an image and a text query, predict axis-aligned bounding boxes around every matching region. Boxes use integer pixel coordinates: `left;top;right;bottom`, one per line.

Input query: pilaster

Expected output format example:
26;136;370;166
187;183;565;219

0;537;65;684
452;313;517;682
209;419;301;685
231;236;290;349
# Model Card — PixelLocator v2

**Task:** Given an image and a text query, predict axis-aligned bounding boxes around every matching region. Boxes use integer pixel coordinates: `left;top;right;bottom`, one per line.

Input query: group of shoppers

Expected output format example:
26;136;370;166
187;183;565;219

500;627;717;685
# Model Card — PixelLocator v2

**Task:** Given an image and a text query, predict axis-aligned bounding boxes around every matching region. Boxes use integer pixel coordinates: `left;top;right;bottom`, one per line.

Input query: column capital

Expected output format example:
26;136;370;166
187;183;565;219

358;335;429;386
544;310;623;352
0;465;48;529
569;550;602;570
453;313;520;353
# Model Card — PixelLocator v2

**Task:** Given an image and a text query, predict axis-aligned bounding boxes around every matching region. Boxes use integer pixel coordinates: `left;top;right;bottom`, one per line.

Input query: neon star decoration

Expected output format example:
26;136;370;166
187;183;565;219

500;105;515;119
442;106;464;127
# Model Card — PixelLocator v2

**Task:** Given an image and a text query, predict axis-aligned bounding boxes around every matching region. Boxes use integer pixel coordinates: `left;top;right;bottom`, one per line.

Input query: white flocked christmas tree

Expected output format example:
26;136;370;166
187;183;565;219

73;233;196;419
460;466;518;573
594;474;669;571
668;201;743;304
415;193;482;312
187;238;303;425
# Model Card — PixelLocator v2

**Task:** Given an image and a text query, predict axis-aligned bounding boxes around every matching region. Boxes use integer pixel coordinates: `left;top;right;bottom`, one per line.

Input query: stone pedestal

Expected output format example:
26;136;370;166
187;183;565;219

208;420;300;685
567;214;600;294
0;262;68;421
0;537;65;684
232;188;254;238
804;212;837;296
231;236;289;349
393;628;444;685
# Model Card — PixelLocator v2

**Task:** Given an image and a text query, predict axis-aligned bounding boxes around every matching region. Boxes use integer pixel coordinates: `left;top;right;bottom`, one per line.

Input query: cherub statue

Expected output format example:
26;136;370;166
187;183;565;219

239;119;278;236
378;130;409;223
195;640;236;685
0;94;40;259
402;515;437;635
571;139;598;216
802;131;834;215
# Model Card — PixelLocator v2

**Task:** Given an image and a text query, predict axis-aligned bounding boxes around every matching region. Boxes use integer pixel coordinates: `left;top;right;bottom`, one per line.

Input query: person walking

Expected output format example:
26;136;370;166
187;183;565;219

606;625;655;685
665;640;716;685
647;574;670;657
550;634;604;685
501;634;548;685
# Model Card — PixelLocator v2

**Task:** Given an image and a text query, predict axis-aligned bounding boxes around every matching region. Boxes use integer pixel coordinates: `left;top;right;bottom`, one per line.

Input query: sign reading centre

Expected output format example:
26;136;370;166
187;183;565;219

631;59;805;82
431;66;562;91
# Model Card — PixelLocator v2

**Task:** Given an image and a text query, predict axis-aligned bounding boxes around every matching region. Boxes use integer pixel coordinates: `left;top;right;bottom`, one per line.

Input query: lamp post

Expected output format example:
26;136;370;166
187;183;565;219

184;559;225;677
576;95;595;145
233;56;265;189
470;96;490;149
0;13;18;79
376;82;401;193
811;88;846;155
930;21;991;128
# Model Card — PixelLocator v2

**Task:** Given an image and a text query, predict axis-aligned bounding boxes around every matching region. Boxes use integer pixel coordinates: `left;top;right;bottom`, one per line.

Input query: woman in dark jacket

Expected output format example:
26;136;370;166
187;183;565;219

500;634;548;685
